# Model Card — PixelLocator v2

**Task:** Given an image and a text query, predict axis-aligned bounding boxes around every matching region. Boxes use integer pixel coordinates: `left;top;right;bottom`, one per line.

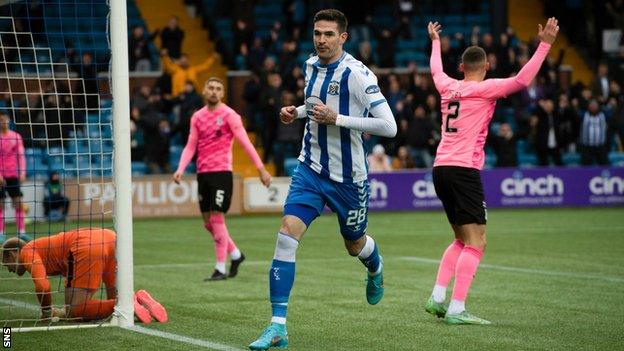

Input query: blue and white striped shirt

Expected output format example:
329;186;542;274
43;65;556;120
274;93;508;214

299;52;387;183
581;111;607;146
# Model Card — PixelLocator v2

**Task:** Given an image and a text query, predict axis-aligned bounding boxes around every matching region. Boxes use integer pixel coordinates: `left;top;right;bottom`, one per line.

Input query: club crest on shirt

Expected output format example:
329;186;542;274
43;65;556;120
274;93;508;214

216;116;223;126
327;81;340;95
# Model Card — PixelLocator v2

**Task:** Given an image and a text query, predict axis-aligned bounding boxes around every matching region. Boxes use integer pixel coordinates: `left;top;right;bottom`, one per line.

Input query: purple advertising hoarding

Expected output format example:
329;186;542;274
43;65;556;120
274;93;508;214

367;167;624;211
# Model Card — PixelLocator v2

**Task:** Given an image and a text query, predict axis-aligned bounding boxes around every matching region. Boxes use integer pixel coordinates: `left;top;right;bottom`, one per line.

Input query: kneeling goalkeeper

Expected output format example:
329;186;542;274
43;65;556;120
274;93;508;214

1;227;167;323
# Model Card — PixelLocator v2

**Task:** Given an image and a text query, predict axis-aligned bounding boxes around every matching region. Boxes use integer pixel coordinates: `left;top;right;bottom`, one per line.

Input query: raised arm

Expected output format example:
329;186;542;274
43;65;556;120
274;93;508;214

193;55;216;74
428;22;455;94
481;18;559;98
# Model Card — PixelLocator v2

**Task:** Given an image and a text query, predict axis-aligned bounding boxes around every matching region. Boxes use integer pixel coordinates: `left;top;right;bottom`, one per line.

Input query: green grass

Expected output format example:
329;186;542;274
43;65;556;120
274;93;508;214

3;208;624;350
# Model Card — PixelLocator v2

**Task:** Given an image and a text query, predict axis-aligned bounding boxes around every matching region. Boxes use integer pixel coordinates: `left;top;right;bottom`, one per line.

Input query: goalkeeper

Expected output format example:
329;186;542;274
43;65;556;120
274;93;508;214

1;227;167;323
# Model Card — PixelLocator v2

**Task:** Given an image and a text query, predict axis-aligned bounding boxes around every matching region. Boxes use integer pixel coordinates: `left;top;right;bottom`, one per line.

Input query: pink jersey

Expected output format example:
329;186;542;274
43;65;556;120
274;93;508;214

176;103;264;174
431;39;552;169
0;130;26;178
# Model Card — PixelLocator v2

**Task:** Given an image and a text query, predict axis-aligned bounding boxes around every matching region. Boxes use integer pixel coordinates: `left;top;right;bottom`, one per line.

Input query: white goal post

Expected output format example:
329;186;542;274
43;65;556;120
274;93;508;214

0;0;134;331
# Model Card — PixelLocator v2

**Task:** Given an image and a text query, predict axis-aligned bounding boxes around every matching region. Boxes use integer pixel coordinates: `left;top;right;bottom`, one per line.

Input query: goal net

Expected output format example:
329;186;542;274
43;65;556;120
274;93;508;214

0;0;133;331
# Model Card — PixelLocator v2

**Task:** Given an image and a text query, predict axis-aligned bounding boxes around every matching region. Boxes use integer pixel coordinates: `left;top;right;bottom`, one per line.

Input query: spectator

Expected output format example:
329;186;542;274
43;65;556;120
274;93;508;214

579;100;610;165
129;26;154;71
242;73;262;132
248;37;268;73
488;123;518;167
259;73;282;163
531;98;564;166
132;84;152;113
375;27;396;68
160;50;217;97
233;19;254;56
556;93;580;152
279;38;299;77
159;16;185;59
131;96;172;174
77;52;99;111
440;35;462;79
173;81;204;144
392;145;416;169
355;41;375;67
367;144;393;172
590;63;612;103
43;171;70;221
407;105;435;168
386;77;405;116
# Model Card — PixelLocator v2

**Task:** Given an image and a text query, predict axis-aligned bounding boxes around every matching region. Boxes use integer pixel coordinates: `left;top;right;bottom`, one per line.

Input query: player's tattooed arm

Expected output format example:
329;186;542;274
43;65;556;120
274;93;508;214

310;103;338;125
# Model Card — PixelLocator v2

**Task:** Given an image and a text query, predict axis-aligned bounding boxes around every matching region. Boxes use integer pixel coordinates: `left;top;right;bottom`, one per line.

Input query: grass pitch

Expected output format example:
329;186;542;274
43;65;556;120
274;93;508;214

3;208;624;350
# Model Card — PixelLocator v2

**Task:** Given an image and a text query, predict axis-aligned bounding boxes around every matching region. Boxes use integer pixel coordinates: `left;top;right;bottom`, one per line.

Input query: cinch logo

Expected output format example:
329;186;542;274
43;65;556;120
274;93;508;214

589;171;624;195
369;179;388;201
412;173;437;199
501;172;564;196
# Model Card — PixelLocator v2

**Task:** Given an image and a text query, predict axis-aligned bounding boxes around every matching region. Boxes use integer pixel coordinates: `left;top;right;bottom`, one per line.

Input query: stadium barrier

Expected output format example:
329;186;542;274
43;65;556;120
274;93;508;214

4;174;243;222
244;167;624;213
10;168;619;221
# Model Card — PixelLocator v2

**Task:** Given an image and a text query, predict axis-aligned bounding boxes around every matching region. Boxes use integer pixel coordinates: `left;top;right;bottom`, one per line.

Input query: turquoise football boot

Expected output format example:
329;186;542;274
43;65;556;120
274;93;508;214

249;323;288;350
366;257;384;305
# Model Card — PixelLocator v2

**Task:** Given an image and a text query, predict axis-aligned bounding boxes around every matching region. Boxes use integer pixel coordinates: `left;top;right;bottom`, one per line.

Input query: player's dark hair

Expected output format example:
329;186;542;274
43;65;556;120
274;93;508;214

461;46;487;72
314;9;348;34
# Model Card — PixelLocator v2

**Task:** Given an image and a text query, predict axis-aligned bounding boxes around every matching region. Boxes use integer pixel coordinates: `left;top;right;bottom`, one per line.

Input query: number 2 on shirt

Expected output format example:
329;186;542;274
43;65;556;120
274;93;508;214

445;101;460;133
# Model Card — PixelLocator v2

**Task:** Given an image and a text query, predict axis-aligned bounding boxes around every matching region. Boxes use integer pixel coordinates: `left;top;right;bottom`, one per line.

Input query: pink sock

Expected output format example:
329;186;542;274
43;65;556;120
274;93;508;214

227;237;237;254
208;213;231;263
451;245;484;302
0;208;4;233
435;239;465;287
15;207;25;233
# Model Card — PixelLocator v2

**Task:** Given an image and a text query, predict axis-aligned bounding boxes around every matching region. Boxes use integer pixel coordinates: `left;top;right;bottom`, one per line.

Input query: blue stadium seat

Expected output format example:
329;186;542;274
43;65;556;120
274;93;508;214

563;152;581;166
132;161;148;176
608;152;624;167
518;154;538;168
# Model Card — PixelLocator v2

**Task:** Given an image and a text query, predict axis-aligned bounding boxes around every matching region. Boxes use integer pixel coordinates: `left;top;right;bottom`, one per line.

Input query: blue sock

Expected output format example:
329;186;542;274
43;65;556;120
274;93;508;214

269;233;299;325
270;259;295;324
358;235;381;274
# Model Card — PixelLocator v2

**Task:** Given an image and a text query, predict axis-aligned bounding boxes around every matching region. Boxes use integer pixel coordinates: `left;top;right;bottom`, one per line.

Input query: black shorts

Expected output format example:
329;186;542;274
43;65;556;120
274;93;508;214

0;178;23;199
197;171;233;213
432;166;487;226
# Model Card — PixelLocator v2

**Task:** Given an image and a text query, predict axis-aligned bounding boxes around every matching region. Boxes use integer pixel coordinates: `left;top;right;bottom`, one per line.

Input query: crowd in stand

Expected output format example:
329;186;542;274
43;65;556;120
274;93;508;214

179;1;624;175
2;2;622;176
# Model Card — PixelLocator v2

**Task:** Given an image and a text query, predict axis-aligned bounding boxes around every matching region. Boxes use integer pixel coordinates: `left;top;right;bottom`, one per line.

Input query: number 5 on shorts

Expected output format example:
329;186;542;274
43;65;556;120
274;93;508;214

346;208;366;226
215;190;225;207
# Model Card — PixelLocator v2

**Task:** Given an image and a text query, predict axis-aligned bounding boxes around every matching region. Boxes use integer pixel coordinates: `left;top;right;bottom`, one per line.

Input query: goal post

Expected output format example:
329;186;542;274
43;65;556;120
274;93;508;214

0;0;134;331
110;0;134;328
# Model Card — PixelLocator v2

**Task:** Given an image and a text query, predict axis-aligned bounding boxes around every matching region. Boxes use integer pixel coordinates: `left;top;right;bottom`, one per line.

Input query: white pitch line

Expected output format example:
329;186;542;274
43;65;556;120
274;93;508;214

135;257;351;269
0;297;245;349
0;297;39;311
126;325;246;351
399;256;624;283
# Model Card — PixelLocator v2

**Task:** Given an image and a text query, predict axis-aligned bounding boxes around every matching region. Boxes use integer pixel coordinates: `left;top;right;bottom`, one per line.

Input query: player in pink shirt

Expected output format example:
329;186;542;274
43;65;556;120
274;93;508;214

424;19;559;324
173;78;271;281
0;112;28;244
